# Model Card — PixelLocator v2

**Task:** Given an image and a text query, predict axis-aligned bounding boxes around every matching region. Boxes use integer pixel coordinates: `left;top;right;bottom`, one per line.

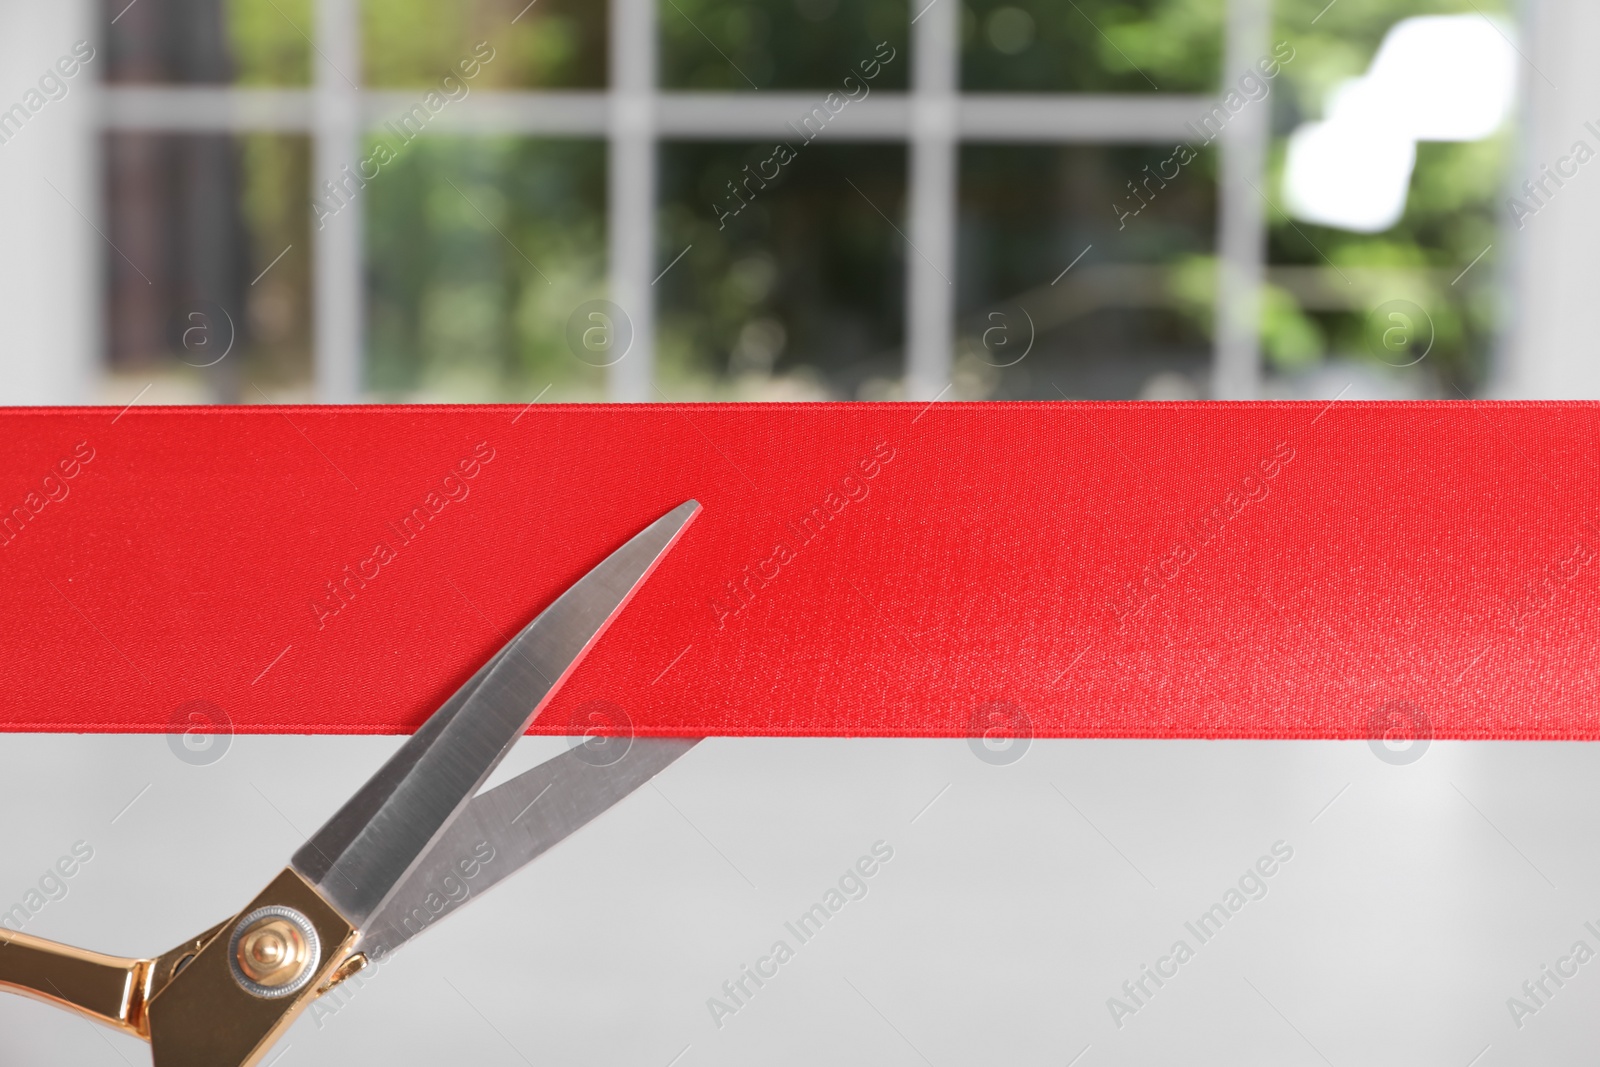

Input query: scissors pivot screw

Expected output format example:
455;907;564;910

227;906;322;1000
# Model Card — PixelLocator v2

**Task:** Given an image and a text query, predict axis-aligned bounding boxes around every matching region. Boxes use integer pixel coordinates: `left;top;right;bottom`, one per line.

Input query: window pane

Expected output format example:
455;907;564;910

363;138;608;400
958;144;1216;399
661;0;909;91
658;142;907;397
961;0;1222;93
1262;0;1514;397
363;0;606;89
104;133;312;399
107;0;313;86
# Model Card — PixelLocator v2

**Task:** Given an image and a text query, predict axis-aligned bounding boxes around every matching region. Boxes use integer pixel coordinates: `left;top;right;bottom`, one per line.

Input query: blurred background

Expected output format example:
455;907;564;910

3;0;1595;407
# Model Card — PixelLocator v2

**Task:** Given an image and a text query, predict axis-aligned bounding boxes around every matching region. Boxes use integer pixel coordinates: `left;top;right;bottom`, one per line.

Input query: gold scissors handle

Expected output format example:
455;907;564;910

0;928;153;1035
0;921;229;1040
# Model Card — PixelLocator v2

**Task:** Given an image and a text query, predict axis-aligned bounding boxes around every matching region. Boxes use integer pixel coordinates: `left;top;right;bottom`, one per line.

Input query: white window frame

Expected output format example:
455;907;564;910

97;0;1272;402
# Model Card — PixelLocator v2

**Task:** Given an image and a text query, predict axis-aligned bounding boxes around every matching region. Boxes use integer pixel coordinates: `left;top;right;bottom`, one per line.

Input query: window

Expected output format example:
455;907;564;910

87;0;1515;404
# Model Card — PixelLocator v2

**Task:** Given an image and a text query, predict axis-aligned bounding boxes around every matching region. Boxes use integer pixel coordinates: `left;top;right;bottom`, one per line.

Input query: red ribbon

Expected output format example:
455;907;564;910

2;401;1596;741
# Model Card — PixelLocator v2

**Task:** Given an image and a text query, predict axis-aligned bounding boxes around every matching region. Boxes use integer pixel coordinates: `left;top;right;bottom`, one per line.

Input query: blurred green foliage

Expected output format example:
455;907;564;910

662;0;909;89
222;1;314;387
658;143;908;398
363;138;608;399
225;0;312;84
961;0;1221;92
362;0;605;88
222;0;609;87
238;134;313;388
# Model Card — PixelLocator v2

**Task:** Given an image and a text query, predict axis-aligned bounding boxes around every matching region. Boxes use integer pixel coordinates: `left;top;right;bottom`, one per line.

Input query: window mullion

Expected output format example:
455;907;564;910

1213;0;1272;399
312;0;363;402
608;0;658;402
905;0;960;401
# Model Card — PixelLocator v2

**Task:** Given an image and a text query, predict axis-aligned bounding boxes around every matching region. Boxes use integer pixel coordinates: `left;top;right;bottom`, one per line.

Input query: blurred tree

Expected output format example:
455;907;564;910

225;0;312;85
961;0;1222;93
661;0;909;89
657;143;907;398
362;0;605;88
364;138;608;399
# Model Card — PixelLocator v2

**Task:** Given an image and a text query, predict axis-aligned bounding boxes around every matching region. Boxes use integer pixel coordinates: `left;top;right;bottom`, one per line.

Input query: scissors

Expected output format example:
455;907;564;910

0;500;701;1066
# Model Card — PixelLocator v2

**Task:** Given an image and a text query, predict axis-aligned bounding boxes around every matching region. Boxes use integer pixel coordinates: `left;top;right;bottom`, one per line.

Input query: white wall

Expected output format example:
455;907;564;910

1498;0;1600;397
0;0;98;405
0;734;1591;1065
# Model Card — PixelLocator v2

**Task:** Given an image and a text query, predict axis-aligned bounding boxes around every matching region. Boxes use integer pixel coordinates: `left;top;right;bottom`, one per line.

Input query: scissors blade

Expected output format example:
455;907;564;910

290;500;700;929
361;737;698;958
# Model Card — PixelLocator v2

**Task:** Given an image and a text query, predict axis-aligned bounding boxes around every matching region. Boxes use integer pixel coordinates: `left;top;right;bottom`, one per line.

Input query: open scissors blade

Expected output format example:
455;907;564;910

290;499;700;931
362;736;698;958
